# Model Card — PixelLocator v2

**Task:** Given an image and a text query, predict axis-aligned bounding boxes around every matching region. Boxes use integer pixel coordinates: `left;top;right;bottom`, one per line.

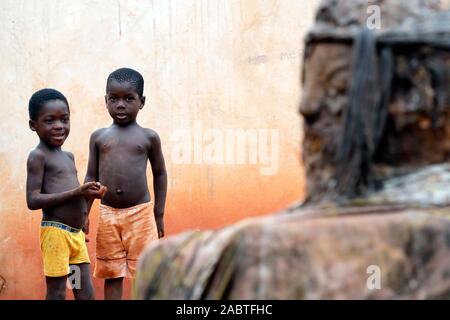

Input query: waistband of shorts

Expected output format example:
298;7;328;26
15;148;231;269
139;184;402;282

99;201;153;211
41;221;81;233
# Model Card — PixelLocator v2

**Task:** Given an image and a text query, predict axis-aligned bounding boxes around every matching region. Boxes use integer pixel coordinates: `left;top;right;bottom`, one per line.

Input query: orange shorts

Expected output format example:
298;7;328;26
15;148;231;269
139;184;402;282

94;202;158;279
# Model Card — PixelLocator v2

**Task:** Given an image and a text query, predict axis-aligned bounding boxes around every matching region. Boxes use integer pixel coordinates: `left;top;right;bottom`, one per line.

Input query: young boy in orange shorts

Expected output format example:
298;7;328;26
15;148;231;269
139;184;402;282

85;68;167;299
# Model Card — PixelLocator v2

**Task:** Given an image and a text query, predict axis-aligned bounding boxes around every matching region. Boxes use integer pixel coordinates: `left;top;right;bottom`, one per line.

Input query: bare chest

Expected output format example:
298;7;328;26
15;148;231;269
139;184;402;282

44;155;79;187
98;136;150;157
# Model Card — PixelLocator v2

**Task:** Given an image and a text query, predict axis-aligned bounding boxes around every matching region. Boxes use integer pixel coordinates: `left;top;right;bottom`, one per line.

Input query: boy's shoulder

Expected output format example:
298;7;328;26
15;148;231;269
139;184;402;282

27;146;46;170
89;127;108;141
64;150;75;161
144;127;159;138
27;147;74;164
142;127;162;145
90;126;161;144
27;146;45;161
91;127;108;136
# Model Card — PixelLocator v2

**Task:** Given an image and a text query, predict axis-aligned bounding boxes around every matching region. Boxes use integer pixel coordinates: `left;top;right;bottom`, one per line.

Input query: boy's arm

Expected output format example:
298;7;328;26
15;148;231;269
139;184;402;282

83;130;103;234
84;130;101;187
83;132;98;233
148;131;167;238
26;150;100;210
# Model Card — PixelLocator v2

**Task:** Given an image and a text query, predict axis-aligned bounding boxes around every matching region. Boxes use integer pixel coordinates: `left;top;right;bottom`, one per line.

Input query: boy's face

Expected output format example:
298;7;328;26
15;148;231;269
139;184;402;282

29;100;70;148
105;80;145;125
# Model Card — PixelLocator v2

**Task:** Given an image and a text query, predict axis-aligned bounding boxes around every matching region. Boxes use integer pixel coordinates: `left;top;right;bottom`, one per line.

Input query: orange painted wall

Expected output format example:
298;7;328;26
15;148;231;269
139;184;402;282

0;0;318;299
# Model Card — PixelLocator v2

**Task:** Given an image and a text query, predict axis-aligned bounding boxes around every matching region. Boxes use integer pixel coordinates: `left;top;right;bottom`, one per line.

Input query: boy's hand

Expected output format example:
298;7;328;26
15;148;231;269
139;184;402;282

155;215;164;238
94;182;108;198
78;181;100;198
98;185;108;198
79;182;107;199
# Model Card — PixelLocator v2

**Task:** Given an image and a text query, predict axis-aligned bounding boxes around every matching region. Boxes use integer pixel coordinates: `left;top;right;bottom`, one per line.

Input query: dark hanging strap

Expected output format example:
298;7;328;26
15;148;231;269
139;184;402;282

374;46;393;151
337;28;391;196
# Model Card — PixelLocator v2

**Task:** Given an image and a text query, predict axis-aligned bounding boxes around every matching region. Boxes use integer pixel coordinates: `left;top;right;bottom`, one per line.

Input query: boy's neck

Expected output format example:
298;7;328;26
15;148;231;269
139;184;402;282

38;140;62;152
112;120;139;128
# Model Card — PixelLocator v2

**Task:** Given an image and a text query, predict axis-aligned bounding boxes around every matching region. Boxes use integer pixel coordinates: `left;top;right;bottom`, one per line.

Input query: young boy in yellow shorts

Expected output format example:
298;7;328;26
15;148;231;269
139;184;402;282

26;88;106;299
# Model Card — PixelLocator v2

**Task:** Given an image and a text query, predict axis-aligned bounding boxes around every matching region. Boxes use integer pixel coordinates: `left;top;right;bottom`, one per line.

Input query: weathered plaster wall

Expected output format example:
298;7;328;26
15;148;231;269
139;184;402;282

0;0;318;299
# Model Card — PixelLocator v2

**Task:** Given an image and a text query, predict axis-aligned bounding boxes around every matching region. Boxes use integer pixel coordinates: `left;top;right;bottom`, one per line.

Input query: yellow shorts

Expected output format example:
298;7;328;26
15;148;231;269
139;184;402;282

40;221;90;277
94;202;158;279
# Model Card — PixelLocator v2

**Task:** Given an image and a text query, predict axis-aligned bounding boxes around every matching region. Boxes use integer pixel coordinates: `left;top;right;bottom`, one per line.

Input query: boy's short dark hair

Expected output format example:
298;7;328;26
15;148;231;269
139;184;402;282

28;88;69;120
106;67;144;97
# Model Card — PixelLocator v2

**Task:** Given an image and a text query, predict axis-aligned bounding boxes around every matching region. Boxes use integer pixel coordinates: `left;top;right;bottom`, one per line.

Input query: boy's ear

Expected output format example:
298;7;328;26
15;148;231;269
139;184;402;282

29;120;36;131
140;96;146;109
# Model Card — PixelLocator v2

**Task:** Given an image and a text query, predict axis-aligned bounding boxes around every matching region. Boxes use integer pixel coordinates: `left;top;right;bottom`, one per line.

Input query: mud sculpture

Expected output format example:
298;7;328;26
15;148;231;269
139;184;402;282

135;0;450;299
